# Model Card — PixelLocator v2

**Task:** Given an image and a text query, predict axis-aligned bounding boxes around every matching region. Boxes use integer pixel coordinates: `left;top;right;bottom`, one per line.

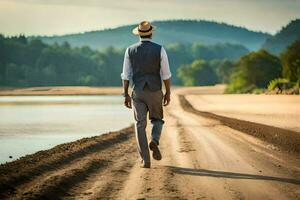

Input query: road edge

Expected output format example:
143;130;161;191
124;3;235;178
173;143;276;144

179;94;300;153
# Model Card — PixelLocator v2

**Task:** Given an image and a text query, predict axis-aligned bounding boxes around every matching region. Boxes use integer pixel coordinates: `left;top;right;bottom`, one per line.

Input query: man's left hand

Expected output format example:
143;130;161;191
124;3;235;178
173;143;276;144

124;95;132;109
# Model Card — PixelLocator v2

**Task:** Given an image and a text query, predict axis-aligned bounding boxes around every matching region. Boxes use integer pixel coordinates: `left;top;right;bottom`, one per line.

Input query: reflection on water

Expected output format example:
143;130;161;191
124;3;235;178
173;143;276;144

0;95;133;164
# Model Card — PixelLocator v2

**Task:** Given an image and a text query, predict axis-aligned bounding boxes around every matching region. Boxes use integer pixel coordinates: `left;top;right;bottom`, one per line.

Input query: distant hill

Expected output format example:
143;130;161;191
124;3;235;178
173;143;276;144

34;20;270;51
262;19;300;55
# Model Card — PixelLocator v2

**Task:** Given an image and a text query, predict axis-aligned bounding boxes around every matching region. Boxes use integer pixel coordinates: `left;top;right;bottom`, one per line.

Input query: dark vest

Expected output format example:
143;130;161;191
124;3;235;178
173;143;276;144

128;41;162;91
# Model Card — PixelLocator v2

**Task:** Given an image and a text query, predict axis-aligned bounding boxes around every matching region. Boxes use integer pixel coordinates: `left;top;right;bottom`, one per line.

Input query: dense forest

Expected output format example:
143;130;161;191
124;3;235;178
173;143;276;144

0;35;122;86
36;20;270;51
226;40;300;93
0;35;248;86
178;40;300;94
262;19;300;55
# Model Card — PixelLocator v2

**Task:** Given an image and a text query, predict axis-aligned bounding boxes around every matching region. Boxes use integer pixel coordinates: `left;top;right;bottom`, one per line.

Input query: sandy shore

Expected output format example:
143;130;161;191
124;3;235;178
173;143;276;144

0;86;124;96
0;85;299;199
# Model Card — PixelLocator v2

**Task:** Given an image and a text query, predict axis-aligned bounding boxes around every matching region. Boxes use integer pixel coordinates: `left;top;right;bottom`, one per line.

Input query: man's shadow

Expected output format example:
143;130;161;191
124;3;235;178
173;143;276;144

167;166;300;185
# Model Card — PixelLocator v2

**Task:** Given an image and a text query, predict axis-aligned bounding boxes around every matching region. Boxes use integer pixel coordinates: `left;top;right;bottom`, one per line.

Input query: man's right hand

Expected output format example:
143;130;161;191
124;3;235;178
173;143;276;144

124;95;132;109
163;92;171;106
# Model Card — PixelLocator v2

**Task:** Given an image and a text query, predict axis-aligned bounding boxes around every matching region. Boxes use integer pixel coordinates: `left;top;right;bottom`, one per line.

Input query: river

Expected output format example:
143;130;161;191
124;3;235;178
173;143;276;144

0;95;133;164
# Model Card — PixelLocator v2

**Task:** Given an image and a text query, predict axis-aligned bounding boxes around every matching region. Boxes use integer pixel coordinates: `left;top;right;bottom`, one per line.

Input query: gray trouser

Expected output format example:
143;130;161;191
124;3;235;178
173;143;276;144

132;86;164;162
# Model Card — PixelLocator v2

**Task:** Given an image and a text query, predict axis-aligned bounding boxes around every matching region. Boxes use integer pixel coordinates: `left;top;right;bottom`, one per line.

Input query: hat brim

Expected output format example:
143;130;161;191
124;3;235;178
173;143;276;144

132;25;156;36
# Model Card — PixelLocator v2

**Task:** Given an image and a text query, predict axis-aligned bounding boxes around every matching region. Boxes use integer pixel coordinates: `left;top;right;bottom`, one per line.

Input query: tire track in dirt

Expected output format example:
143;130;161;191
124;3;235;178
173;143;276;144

75;147;137;200
179;94;300;153
26;137;136;200
21;159;108;200
164;111;237;199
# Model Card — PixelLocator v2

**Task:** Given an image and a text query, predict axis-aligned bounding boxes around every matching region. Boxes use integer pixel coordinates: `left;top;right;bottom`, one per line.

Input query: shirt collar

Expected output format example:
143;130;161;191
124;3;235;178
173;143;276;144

139;38;152;42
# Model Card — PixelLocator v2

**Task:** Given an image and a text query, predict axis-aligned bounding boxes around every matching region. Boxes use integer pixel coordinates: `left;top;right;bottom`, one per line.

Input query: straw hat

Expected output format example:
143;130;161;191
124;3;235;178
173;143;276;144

132;21;156;36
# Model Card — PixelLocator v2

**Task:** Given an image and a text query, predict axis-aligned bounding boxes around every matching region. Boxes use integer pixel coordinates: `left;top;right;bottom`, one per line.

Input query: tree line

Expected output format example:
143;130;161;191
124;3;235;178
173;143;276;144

178;40;300;93
0;35;125;86
0;34;248;87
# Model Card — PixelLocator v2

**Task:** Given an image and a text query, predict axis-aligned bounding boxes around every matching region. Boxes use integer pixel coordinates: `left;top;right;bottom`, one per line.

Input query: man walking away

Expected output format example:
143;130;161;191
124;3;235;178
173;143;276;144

121;21;172;168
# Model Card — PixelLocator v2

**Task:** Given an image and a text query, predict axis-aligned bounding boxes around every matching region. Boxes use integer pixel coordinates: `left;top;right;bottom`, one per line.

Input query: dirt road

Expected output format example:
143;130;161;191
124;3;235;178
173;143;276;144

1;86;300;199
119;86;300;199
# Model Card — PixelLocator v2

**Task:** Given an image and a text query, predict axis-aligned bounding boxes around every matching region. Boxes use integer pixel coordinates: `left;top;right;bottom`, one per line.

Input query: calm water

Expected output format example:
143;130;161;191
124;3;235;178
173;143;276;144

0;95;133;164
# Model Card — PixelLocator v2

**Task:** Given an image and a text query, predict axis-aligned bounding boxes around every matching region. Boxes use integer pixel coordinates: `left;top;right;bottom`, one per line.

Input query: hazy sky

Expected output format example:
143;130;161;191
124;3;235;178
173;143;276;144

0;0;299;36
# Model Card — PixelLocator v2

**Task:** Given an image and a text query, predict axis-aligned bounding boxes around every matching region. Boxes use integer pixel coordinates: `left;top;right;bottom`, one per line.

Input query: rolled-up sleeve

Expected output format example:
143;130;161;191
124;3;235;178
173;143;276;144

121;48;132;80
160;47;172;80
